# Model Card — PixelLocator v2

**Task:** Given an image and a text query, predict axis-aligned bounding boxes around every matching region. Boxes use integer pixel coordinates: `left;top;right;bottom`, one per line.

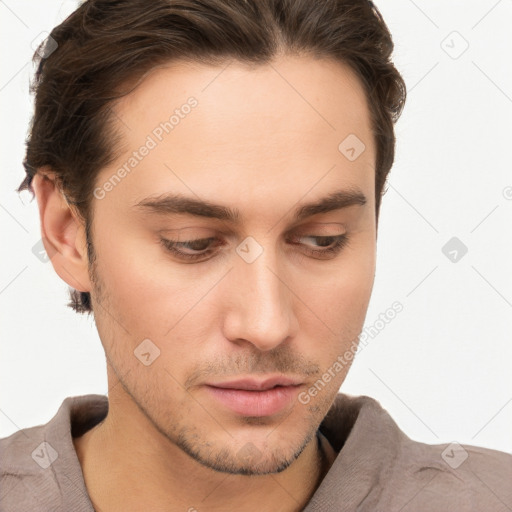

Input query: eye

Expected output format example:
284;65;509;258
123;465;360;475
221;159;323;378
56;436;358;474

288;234;349;259
159;233;349;263
160;237;221;262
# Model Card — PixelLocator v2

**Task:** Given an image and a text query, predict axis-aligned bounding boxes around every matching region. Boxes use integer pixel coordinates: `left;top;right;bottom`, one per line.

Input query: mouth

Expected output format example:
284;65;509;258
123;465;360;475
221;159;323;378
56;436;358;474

204;376;303;417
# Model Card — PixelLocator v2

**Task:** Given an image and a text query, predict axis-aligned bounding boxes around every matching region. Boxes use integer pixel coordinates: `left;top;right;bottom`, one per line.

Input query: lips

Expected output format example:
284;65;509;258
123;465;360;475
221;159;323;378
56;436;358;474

206;375;303;391
204;375;303;417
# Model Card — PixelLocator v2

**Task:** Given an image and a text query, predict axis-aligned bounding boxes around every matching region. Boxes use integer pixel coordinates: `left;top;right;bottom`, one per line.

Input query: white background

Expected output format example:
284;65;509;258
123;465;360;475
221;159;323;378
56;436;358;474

1;1;511;453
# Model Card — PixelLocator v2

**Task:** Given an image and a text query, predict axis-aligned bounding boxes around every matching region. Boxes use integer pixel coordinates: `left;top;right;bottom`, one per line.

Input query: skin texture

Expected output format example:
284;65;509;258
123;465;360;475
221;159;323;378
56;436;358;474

32;54;377;511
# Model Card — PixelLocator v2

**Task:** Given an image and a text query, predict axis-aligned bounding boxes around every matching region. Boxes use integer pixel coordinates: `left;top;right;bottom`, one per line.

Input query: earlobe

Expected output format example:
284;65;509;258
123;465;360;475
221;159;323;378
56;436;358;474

31;170;92;293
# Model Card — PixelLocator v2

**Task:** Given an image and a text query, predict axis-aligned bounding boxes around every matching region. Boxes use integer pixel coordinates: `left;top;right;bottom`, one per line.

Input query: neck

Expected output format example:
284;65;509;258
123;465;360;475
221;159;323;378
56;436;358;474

73;392;337;512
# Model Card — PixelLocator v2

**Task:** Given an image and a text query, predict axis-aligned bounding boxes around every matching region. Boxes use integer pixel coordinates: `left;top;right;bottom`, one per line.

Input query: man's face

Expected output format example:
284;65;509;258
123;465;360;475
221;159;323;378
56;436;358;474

87;55;376;474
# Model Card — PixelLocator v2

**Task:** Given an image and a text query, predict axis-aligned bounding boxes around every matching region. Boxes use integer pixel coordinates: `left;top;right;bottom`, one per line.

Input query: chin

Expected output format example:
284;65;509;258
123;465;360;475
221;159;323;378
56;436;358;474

177;429;313;476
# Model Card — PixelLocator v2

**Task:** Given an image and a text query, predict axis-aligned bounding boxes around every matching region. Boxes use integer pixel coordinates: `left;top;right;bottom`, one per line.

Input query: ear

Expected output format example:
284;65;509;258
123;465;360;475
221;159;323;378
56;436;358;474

31;169;92;293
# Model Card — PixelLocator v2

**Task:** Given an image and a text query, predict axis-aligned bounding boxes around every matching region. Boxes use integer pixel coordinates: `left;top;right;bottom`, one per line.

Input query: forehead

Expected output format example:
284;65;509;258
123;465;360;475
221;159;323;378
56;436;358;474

113;54;373;142
98;55;375;213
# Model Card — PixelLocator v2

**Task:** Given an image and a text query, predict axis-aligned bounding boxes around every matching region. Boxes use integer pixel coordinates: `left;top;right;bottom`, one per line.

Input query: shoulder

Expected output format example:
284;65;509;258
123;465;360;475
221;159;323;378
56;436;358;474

0;394;107;511
317;393;512;511
382;429;512;510
0;394;107;468
0;418;66;510
0;413;59;474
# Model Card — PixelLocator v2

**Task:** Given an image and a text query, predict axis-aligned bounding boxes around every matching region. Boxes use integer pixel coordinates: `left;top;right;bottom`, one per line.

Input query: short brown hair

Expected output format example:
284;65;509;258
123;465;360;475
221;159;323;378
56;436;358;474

18;0;406;315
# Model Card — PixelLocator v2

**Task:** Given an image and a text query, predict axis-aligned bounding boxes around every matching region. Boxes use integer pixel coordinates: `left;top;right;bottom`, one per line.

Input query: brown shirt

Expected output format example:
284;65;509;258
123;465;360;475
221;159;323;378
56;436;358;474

1;393;511;511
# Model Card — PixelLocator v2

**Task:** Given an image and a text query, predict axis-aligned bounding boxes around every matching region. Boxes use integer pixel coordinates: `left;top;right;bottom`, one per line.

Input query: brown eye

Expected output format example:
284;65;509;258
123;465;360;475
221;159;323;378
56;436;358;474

160;237;220;261
288;234;349;259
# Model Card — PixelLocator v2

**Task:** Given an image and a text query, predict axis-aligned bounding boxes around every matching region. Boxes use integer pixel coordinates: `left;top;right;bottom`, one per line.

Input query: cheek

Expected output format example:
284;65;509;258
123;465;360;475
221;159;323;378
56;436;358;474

93;228;194;326
295;255;375;400
91;229;224;373
297;239;376;337
335;258;375;324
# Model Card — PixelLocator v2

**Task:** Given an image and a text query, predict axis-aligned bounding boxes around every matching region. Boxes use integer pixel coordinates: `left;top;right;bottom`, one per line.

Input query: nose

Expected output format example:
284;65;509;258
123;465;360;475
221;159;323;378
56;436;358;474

221;243;298;351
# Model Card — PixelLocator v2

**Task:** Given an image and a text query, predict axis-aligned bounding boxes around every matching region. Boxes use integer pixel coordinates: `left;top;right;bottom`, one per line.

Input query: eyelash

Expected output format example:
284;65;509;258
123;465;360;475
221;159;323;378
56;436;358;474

159;234;349;262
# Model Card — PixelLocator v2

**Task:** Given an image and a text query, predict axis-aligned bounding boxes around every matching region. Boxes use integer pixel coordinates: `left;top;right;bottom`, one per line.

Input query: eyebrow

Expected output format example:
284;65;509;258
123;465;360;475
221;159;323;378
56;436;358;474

133;189;367;223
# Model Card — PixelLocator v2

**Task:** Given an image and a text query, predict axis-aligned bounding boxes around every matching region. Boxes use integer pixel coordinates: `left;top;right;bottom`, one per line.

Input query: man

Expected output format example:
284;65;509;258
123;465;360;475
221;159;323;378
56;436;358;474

1;0;511;511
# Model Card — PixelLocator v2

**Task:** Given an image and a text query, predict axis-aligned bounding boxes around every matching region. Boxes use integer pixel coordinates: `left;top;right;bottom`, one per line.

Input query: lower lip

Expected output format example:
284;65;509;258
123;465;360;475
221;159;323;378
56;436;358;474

204;385;300;417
